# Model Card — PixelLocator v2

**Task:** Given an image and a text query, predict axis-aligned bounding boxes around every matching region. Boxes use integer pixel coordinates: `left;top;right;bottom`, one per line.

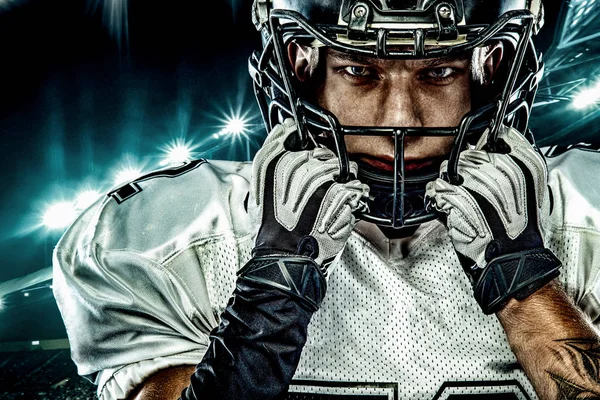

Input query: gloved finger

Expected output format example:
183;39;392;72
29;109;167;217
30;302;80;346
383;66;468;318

460;151;526;217
467;126;548;210
311;147;336;161
438;155;529;239
425;178;455;213
264;117;298;146
426;179;492;267
327;204;356;241
476;126;546;181
316;154;361;181
349;160;360;180
425;178;489;237
254;118;300;167
317;180;369;236
277;152;340;210
457;150;492;168
495;124;531;150
252;118;308;207
497;128;548;206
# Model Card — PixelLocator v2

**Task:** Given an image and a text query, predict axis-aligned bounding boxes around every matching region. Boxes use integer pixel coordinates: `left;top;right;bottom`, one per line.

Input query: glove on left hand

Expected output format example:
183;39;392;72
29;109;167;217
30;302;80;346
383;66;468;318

425;126;561;314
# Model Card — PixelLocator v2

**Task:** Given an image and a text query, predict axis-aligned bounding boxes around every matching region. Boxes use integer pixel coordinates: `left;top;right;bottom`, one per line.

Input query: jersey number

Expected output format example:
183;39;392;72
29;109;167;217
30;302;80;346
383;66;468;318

108;159;206;204
286;380;530;400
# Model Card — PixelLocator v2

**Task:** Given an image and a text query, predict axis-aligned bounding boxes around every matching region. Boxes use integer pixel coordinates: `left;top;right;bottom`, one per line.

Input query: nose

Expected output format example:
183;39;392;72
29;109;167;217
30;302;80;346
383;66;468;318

377;76;423;128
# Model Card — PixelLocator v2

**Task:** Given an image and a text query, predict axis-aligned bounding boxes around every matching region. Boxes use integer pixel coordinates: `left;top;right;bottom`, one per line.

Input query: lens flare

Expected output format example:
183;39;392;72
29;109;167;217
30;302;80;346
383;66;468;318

42;202;78;230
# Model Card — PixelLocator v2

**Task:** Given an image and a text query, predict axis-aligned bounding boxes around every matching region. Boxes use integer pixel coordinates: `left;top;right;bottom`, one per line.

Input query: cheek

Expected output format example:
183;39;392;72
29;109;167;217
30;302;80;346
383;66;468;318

419;135;455;157
315;74;380;125
424;78;472;126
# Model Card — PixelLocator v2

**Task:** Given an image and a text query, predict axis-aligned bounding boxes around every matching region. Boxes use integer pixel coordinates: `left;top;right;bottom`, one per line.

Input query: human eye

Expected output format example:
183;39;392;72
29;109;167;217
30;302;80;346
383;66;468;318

421;66;459;84
340;65;377;79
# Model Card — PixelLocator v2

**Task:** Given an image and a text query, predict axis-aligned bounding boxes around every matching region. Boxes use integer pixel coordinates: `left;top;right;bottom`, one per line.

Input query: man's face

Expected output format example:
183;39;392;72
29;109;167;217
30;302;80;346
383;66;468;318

311;48;474;174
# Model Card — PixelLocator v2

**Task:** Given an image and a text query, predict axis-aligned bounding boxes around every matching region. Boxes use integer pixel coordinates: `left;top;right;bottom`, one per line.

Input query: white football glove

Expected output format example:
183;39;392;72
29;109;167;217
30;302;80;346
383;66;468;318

425;126;561;314
249;118;369;276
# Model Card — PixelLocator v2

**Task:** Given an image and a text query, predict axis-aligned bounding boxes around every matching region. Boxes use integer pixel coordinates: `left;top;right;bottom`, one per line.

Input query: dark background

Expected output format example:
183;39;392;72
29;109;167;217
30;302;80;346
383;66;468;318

0;0;263;342
0;0;597;343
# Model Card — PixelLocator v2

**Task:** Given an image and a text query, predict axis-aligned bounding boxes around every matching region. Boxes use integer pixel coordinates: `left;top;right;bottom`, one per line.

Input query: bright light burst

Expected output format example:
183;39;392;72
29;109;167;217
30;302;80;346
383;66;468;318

573;81;600;109
114;165;143;185
75;189;102;210
225;117;247;135
216;108;252;137
34;188;102;233
42;201;78;230
159;139;197;166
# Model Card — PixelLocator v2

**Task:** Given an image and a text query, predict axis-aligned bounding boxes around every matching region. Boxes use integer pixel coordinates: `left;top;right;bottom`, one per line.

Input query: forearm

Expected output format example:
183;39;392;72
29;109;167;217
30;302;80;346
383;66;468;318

180;256;325;400
497;279;600;399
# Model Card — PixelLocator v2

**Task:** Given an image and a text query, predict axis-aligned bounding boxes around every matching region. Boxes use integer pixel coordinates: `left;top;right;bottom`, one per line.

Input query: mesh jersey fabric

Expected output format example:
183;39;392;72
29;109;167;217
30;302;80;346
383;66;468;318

52;149;600;400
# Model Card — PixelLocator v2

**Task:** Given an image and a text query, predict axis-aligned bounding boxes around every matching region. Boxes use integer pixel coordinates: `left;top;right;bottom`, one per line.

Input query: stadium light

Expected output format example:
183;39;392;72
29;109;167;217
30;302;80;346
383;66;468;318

0;297;4;311
24;292;29;297
75;189;101;211
114;165;143;185
225;117;247;135
160;140;195;166
31;341;39;346
42;201;78;230
573;82;600;109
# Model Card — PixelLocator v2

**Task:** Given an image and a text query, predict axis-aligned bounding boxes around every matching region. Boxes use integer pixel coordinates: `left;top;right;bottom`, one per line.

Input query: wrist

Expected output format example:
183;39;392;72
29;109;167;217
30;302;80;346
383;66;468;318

497;278;559;319
473;247;561;315
238;255;327;311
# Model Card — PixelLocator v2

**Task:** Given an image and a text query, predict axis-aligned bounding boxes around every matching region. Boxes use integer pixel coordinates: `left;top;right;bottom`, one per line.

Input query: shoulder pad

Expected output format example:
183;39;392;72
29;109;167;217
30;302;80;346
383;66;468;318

57;159;254;260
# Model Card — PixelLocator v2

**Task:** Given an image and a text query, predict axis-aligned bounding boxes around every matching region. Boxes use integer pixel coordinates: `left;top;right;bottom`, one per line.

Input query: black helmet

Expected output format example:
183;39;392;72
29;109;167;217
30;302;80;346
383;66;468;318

249;0;545;228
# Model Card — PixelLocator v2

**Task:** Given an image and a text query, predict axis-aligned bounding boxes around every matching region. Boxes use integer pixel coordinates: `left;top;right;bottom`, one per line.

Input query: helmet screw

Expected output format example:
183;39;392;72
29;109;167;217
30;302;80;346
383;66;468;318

438;5;452;19
353;4;367;18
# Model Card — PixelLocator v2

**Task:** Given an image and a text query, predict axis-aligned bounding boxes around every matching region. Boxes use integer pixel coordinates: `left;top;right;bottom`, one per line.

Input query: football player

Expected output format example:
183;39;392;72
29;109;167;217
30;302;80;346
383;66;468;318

53;0;600;399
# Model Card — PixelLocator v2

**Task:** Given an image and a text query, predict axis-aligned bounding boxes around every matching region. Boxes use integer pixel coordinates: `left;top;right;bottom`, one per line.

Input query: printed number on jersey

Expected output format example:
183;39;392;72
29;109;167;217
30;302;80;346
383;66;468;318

286;380;531;399
108;159;206;204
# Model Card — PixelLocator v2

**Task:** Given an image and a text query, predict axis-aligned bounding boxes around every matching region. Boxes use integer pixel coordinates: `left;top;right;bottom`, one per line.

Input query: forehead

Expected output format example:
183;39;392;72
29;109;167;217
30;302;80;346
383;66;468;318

325;48;473;68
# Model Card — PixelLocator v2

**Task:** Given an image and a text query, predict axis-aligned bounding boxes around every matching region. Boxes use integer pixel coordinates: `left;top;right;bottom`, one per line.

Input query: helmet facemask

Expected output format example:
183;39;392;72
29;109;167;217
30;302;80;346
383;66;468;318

249;0;545;228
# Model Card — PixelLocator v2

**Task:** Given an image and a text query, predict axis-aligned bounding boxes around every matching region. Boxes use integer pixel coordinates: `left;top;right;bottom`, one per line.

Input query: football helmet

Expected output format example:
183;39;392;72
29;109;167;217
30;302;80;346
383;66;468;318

248;0;545;228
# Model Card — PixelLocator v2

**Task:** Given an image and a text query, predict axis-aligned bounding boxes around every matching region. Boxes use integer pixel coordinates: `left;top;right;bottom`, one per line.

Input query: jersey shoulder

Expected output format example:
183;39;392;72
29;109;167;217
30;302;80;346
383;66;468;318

542;143;600;230
56;159;254;260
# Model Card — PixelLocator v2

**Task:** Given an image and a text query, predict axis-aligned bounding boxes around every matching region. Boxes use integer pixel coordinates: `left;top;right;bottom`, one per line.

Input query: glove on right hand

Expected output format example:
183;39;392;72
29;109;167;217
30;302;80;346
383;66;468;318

249;118;369;275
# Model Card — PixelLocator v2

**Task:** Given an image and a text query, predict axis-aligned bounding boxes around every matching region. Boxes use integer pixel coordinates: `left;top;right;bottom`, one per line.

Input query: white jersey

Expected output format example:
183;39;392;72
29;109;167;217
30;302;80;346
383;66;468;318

52;148;600;400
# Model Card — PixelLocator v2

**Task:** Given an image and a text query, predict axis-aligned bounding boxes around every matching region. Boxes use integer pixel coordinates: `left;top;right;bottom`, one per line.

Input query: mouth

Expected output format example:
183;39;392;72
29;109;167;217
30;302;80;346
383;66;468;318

358;156;444;174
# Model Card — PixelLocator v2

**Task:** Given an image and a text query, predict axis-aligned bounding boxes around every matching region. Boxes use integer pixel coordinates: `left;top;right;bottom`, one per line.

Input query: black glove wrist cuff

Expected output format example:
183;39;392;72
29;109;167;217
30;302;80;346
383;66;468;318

238;255;326;312
474;248;562;315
